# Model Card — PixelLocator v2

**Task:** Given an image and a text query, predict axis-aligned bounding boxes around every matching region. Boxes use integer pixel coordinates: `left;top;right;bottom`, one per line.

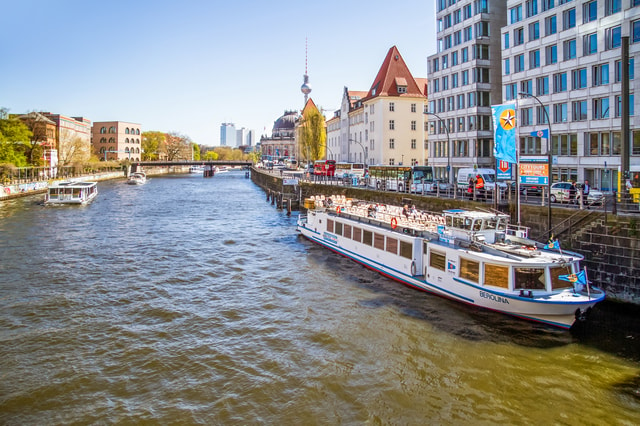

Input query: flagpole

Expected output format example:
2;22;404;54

584;266;590;300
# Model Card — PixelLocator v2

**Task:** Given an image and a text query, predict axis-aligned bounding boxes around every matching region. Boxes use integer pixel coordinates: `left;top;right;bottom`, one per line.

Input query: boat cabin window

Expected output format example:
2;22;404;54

446;216;454;227
343;224;352;239
399;241;412;259
352;227;362;243
335;222;343;236
386;237;398;254
429;250;446;271
472;220;482;231
497;218;508;231
514;267;546;290
550;266;574;290
374;233;385;250
484;264;510;289
327;219;334;233
485;218;498;230
363;230;373;246
460;258;480;283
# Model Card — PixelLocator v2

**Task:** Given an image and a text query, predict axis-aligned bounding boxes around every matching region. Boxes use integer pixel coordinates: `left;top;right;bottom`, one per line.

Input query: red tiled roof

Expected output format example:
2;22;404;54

365;46;425;99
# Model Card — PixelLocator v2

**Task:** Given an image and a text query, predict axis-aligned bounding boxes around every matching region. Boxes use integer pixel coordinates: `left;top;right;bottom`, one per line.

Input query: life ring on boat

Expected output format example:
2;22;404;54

336;206;341;214
410;261;416;276
391;217;398;229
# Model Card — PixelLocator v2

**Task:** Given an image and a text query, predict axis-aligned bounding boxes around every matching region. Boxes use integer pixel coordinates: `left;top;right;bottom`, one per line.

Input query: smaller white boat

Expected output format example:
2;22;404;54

189;166;204;174
45;181;98;205
127;172;147;185
215;166;229;174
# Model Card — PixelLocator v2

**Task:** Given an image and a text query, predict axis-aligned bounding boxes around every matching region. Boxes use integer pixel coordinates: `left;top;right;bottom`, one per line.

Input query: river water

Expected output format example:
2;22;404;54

1;171;639;425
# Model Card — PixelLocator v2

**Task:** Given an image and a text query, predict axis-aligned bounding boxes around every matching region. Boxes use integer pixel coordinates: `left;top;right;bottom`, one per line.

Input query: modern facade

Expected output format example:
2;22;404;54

502;0;640;190
329;46;428;167
427;0;508;184
220;122;236;147
91;121;142;161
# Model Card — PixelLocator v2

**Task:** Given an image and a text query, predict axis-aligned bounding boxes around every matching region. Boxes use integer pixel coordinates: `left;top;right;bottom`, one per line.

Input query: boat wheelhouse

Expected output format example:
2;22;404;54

45;181;98;205
297;195;604;329
127;172;147;185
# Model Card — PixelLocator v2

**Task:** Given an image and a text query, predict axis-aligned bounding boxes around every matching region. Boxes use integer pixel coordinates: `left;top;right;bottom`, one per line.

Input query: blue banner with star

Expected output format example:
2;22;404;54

492;103;517;164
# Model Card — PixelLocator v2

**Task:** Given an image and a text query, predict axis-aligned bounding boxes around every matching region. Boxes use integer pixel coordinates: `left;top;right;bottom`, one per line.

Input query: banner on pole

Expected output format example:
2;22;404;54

492;103;517;164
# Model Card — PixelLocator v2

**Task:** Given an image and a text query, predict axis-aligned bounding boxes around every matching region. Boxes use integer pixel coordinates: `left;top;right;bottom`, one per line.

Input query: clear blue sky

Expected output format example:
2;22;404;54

1;0;436;146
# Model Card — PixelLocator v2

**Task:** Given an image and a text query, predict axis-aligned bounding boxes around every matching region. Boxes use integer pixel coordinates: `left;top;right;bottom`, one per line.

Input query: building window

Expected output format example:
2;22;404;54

633;20;640;44
615;95;635;117
536;76;549;95
572;68;587;89
505;83;518;101
605;0;621;16
593;97;610;119
461;47;469;62
504;58;510;75
462;70;469;85
545;45;557;65
389;120;395;130
389;139;395;149
562;8;575;30
563;39;576;60
504;32;510;49
593;64;610;86
615;58;635;81
583;0;597;23
529;49;540;68
411;103;416;113
541;0;555;10
553;72;567;92
443;76;449;90
545;15;557;35
583;33;598;55
453;140;469;157
521;107;533;126
553;103;568;123
521;79;533;95
452;73;459;88
514;27;524;45
510;5;522;23
411;121;417;131
411;139;417;149
572;100;587;121
537;105;550;124
464;26;473;42
605;25;621;50
515;54;525;72
389;102;395;112
526;0;538;17
475;21;489;37
529;21;540;41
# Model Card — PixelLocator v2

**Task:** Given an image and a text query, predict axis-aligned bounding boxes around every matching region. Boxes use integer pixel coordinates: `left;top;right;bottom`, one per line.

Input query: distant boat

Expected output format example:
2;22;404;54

215;166;229;174
189;166;204;174
127;172;147;185
45;181;98;205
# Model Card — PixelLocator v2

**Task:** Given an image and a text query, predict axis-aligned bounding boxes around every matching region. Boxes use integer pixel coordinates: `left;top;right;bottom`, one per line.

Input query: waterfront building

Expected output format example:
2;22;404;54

330;46;427;166
40;113;92;165
220;122;236;147
427;0;508;184
236;127;248;149
502;0;640;190
91;121;142;161
260;110;298;161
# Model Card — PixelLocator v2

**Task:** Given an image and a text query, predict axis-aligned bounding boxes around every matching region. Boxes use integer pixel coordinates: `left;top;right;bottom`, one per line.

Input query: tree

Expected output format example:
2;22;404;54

17;111;54;165
192;143;200;161
58;129;90;166
142;131;165;160
299;107;326;162
203;150;218;161
0;109;31;166
164;132;192;161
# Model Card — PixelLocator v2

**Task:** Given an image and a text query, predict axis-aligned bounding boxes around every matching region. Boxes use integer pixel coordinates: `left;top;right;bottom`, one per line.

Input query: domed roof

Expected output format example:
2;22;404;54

273;110;298;132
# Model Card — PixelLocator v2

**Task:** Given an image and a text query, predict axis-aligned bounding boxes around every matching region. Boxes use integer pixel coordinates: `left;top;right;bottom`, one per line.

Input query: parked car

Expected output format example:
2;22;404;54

520;184;542;196
550;182;604;204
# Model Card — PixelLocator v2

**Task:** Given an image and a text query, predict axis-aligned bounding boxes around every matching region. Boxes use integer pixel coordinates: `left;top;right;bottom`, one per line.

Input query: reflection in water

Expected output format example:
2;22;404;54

0;171;639;424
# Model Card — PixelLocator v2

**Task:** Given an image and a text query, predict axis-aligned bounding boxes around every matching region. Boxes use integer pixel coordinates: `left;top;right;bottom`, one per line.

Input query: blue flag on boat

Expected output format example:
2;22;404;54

530;129;549;139
559;270;588;285
492;103;517;164
544;239;560;250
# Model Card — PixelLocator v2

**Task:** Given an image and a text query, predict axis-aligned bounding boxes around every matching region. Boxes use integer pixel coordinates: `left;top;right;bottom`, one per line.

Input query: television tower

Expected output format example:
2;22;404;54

300;38;312;104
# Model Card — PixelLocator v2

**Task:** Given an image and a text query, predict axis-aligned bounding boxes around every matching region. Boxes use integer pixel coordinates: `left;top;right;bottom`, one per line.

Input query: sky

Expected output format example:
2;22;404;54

1;0;437;147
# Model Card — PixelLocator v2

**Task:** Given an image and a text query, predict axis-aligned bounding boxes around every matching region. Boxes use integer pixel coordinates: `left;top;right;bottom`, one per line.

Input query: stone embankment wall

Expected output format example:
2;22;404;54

251;167;640;304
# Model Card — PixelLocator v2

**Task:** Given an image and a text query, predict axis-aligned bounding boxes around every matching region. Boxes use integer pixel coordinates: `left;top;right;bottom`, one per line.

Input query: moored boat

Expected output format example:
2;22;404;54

297;195;605;329
127;172;147;185
45;181;98;205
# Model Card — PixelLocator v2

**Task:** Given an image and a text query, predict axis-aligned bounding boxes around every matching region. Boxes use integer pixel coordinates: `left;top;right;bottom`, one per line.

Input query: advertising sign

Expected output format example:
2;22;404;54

496;160;512;181
519;156;548;185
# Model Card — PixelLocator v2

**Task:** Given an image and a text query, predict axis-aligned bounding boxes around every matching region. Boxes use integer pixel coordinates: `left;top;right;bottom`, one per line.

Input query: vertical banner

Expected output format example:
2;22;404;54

491;103;517;164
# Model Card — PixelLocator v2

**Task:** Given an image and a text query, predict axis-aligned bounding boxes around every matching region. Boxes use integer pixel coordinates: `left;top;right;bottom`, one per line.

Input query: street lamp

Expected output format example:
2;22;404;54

424;111;451;185
519;92;553;239
348;138;367;164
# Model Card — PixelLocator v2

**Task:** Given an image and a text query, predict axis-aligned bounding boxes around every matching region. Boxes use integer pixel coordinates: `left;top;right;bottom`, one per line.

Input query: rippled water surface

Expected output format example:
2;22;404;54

1;171;639;425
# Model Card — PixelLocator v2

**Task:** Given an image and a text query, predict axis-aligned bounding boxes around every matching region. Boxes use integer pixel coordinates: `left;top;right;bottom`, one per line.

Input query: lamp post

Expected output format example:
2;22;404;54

424;111;451;185
348;138;367;164
519;92;553;239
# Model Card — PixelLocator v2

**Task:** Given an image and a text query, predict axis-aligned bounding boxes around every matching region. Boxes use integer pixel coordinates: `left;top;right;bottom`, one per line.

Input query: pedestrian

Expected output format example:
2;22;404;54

467;177;475;200
475;174;485;200
569;181;577;204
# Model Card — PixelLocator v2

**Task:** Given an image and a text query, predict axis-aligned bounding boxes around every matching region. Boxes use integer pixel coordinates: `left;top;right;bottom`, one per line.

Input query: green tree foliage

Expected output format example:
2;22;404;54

202;150;218;161
299;108;326;161
192;143;200;161
141;131;165;160
0;109;31;166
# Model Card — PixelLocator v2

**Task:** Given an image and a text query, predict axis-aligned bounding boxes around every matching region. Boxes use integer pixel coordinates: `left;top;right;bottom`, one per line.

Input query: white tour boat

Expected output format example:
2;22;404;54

45;181;98;205
297;195;605;329
127;172;147;185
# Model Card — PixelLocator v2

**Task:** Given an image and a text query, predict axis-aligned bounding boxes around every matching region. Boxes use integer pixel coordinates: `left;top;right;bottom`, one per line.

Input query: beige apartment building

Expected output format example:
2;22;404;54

92;121;143;161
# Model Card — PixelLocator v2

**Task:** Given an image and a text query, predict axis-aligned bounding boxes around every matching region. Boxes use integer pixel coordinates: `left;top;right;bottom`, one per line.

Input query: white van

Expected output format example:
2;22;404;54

456;168;508;194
